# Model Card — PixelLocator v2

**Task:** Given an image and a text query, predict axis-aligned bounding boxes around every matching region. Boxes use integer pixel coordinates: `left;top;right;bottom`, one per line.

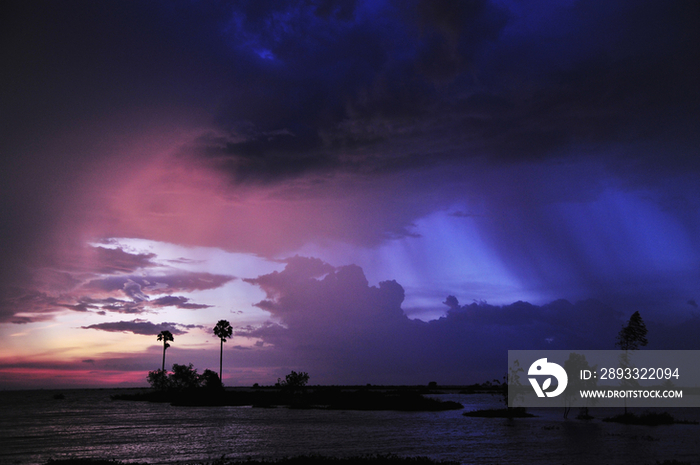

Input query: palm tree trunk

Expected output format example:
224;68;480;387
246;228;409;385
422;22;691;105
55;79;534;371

162;343;166;372
219;338;223;381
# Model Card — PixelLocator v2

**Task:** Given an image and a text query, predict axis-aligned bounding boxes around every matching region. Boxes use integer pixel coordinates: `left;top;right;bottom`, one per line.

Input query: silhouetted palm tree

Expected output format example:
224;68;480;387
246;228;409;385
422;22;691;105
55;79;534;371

213;320;233;382
157;330;174;371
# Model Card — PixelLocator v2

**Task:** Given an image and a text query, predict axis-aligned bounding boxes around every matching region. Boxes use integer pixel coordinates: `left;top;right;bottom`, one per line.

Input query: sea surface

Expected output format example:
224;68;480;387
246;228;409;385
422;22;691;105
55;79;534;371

0;389;698;465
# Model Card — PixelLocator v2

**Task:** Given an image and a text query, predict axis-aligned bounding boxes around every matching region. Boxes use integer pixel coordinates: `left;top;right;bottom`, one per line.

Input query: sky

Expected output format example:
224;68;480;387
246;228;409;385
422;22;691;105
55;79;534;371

1;0;699;389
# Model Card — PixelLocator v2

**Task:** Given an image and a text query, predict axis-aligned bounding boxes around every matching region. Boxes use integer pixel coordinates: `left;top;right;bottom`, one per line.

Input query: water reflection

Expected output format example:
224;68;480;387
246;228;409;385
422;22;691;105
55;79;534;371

0;390;698;465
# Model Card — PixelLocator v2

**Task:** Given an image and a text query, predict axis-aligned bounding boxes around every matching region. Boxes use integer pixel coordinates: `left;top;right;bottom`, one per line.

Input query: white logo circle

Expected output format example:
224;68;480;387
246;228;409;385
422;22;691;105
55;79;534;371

528;358;568;397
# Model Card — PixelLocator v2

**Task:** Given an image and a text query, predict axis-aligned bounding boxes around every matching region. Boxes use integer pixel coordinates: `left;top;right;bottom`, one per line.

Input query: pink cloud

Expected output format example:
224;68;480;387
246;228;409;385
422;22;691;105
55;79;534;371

68;151;439;258
0;237;232;322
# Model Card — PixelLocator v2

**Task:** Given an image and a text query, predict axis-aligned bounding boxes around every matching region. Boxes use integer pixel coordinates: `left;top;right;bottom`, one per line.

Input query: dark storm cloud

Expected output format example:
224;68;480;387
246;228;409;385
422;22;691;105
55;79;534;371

236;257;700;384
1;0;697;209
81;320;200;336
411;0;507;81
1;0;697;242
187;0;700;182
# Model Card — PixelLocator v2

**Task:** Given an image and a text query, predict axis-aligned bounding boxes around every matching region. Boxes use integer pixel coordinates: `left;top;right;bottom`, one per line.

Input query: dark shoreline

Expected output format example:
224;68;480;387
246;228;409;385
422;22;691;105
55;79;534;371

110;385;467;411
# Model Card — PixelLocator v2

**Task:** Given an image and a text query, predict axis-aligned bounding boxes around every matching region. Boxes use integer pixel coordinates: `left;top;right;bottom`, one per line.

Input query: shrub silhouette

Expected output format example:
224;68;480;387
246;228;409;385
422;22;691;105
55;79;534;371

170;363;200;391
147;365;222;394
276;371;310;390
200;369;223;390
146;369;170;391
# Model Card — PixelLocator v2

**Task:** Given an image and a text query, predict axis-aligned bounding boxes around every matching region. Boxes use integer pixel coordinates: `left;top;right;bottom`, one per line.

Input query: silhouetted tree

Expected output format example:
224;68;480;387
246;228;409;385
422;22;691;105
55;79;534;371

213;320;233;382
276;370;309;391
615;311;648;350
157;330;174;371
147;369;170;391
199;369;223;391
615;311;648;413
276;371;310;405
170;363;200;391
147;365;221;393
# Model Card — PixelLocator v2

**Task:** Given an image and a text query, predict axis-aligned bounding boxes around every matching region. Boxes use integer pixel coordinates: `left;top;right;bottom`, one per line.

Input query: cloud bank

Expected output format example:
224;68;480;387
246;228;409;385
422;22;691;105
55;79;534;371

0;244;233;324
237;257;700;384
82;320;201;336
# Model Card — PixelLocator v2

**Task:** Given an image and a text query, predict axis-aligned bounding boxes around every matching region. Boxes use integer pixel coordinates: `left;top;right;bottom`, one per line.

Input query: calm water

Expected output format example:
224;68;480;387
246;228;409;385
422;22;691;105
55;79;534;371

0;389;698;465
